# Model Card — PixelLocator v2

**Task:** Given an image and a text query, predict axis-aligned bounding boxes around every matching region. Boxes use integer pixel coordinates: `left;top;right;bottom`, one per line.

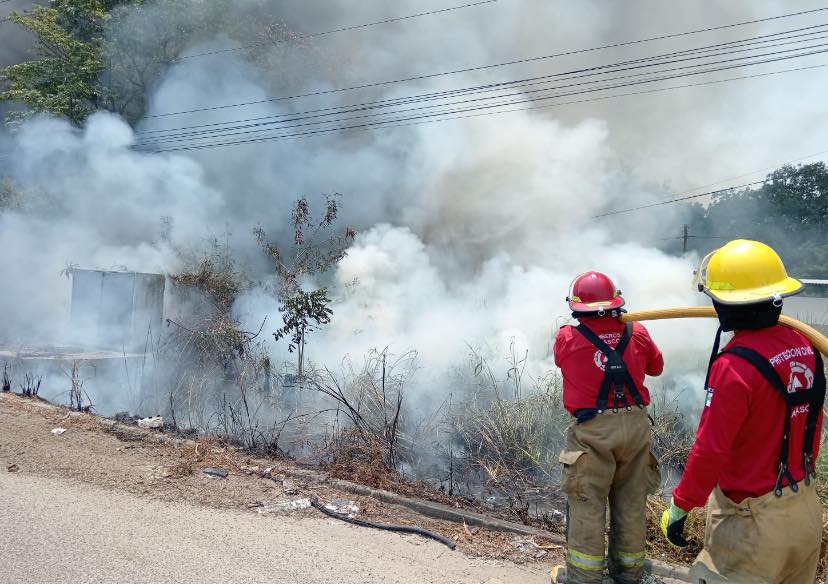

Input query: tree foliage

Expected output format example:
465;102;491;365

1;0;323;125
0;179;22;210
256;195;355;376
684;162;828;279
0;2;114;124
255;195;355;298
274;288;333;352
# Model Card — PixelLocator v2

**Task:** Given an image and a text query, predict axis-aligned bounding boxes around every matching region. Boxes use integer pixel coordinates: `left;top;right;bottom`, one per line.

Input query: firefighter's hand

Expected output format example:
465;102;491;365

660;501;689;548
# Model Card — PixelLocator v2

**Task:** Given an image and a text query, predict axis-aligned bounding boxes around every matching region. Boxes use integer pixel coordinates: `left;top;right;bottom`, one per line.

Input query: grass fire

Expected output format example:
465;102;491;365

1;1;828;583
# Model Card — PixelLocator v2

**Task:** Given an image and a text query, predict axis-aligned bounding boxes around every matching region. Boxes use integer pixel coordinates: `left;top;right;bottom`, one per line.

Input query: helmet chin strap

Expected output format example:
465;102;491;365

704;325;725;389
713;300;782;332
572;308;627;319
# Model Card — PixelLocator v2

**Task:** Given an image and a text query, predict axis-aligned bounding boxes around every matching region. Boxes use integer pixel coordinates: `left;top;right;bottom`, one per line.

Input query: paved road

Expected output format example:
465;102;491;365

0;472;547;584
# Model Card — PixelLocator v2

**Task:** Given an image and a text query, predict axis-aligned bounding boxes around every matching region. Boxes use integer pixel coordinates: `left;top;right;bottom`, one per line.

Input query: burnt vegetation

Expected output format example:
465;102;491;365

2;362;11;392
18;372;42;398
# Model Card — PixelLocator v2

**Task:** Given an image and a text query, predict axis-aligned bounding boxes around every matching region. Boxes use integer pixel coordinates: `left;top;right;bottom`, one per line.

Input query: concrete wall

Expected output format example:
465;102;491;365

70;270;165;352
785;296;828;335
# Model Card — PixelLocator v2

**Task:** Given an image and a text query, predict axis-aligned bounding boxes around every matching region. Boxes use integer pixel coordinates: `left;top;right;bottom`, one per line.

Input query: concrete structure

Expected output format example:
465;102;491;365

70;269;165;352
785;281;828;334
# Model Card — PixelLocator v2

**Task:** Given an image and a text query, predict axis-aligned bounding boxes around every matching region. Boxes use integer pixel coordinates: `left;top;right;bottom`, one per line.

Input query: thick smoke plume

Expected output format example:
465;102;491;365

6;0;822;417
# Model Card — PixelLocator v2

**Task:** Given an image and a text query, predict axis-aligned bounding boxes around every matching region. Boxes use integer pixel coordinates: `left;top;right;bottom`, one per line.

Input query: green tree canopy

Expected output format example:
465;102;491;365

0;1;115;124
1;0;322;126
684;162;828;279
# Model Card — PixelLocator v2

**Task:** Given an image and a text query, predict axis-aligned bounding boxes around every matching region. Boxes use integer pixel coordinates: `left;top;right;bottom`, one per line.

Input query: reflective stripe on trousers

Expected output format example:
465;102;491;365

567;549;604;572
612;550;645;569
559;408;659;584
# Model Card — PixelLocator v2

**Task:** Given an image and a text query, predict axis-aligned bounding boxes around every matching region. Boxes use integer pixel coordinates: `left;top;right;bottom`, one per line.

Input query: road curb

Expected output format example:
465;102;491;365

316;477;692;582
2;395;692;581
325;477;562;540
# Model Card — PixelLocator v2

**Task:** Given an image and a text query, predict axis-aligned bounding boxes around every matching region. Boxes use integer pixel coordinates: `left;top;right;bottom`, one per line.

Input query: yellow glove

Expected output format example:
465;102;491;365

660;500;689;547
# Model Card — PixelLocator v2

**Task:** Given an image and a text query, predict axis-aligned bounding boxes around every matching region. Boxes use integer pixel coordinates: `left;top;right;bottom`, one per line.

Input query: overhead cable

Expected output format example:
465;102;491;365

137;24;828;137
138;49;828;151
170;0;499;63
144;6;828;119
594;148;828;219
135;35;828;145
142;60;828;153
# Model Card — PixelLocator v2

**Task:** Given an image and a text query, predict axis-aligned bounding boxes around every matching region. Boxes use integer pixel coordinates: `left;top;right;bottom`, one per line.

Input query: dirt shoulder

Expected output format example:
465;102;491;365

0;393;563;568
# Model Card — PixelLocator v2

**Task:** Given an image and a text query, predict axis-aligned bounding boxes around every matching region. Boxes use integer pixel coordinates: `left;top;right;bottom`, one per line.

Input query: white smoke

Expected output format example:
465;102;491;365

10;0;821;414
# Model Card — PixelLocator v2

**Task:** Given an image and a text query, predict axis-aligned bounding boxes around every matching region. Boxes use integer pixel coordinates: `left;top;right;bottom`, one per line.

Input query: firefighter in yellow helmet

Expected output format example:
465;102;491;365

662;240;825;583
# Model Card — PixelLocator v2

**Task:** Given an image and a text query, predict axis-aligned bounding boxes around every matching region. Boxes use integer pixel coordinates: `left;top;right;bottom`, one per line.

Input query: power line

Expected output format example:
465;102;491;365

136;35;828;146
144;61;828;152
596;147;828;219
144;6;828;119
594;148;828;220
650;148;828;196
595;179;771;218
139;52;828;152
137;24;828;139
142;60;828;153
169;0;498;62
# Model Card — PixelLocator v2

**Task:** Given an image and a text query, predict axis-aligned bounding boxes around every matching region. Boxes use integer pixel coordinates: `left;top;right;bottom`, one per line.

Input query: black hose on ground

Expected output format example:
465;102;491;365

310;498;457;550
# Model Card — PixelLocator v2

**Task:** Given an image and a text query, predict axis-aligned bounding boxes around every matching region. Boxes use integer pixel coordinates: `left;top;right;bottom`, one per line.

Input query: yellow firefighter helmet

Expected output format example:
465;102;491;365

695;239;803;304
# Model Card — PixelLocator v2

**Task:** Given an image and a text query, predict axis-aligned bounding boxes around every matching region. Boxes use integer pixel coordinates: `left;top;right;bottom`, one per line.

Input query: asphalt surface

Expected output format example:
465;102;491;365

0;471;548;584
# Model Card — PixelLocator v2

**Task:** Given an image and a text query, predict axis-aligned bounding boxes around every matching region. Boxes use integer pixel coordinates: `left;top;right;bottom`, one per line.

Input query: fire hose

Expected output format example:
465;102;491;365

310;498;457;550
620;306;828;357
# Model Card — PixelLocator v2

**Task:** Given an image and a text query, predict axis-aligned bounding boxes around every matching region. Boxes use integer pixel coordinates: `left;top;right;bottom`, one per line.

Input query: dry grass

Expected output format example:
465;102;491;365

455;389;569;496
645;496;705;563
643;433;828;578
162;437;244;478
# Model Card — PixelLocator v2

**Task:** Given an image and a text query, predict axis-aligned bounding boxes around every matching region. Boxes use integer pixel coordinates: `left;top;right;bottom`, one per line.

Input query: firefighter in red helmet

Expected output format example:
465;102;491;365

552;272;664;584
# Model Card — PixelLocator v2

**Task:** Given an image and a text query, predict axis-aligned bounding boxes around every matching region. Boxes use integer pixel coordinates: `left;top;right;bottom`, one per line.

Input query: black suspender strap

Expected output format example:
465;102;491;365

722;345;822;496
575;323;645;414
803;351;826;482
703;326;725;390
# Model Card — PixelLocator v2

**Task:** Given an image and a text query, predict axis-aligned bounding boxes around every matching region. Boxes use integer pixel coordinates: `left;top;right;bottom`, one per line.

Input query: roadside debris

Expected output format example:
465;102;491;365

281;478;299;495
51;428;66;436
113;411;137;424
310;498;456;550
202;467;228;479
258;498;312;514
137;416;164;430
324;498;360;516
510;537;563;552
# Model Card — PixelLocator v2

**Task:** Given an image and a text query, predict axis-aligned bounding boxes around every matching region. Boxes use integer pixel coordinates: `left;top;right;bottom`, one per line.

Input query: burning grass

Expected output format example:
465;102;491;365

455;388;568;499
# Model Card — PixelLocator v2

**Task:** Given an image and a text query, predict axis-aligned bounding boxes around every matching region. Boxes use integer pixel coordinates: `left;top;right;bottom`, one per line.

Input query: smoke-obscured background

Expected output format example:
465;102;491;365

1;0;826;502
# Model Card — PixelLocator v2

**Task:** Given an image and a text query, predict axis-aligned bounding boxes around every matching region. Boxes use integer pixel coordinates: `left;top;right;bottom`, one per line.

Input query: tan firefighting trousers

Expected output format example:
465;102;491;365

690;482;822;584
559;408;660;584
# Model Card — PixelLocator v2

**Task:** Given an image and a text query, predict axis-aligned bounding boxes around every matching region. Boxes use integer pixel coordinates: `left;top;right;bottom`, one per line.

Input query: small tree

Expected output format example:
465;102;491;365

274;289;333;379
256;195;355;378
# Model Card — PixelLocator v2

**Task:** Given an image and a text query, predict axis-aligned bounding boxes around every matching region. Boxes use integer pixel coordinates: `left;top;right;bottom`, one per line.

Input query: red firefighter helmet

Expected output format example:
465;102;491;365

567;271;625;314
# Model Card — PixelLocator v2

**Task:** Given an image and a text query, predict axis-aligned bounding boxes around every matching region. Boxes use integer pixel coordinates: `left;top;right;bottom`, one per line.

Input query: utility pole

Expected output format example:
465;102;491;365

682;224;690;253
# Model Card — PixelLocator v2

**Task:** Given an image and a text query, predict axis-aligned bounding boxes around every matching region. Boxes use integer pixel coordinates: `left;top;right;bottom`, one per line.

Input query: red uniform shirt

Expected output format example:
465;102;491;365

554;318;664;415
673;325;823;511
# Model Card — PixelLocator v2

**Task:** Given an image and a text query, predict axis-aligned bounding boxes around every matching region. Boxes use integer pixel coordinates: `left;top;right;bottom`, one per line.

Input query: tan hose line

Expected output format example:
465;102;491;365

620;306;828;357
